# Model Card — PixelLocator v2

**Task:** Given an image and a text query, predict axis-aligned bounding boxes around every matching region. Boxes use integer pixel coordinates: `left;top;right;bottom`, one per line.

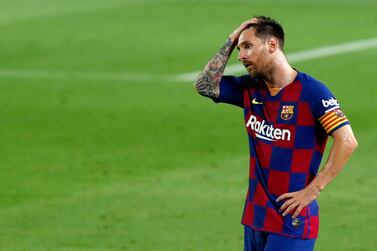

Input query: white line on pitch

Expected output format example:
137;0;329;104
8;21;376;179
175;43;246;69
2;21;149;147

174;37;377;82
0;37;377;83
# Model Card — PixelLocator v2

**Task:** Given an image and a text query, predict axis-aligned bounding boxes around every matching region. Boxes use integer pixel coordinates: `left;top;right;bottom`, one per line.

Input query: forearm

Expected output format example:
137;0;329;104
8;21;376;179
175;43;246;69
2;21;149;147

308;126;358;194
277;126;357;217
194;38;235;99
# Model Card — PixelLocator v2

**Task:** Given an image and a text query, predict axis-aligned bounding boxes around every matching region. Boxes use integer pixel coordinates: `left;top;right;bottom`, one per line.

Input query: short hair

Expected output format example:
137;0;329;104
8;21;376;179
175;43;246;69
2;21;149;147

247;16;285;50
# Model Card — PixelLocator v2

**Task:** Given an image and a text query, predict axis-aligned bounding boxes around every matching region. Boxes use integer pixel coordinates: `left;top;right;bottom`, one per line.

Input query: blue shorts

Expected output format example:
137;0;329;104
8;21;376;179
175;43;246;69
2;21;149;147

244;225;316;251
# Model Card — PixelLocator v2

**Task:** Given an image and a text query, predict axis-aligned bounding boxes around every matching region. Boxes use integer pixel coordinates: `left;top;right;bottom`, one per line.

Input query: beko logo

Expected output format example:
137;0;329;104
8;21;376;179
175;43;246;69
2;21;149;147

322;98;338;107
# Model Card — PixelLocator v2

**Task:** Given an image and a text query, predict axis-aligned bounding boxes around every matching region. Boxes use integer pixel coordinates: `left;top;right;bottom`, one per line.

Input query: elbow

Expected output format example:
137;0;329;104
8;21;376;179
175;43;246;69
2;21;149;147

333;125;358;156
193;82;204;97
350;137;358;152
193;74;203;95
193;80;200;94
344;135;358;156
193;76;219;98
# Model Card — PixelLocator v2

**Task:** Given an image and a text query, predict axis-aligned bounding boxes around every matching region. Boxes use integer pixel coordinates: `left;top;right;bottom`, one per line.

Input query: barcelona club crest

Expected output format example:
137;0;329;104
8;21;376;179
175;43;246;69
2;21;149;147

281;105;294;120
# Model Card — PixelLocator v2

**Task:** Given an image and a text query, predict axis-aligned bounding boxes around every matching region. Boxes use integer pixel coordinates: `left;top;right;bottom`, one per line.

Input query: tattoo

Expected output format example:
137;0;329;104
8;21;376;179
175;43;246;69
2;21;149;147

194;38;234;99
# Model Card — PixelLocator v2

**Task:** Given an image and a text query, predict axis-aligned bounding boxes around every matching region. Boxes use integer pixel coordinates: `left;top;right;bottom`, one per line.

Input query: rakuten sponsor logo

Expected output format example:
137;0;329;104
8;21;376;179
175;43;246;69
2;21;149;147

246;115;291;142
322;98;338;107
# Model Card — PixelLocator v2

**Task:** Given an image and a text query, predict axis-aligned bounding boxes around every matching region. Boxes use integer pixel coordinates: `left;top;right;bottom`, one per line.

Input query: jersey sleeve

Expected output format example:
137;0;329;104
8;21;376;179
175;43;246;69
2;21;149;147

212;75;246;108
311;82;350;135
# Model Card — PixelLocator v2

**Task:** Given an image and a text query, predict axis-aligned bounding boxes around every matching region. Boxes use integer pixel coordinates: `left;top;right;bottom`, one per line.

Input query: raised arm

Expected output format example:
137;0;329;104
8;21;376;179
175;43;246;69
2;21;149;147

194;19;257;99
194;38;234;99
277;125;358;218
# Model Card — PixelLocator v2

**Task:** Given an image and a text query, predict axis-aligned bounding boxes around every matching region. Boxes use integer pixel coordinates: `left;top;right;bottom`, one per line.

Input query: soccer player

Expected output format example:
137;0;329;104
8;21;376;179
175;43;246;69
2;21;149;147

194;16;358;251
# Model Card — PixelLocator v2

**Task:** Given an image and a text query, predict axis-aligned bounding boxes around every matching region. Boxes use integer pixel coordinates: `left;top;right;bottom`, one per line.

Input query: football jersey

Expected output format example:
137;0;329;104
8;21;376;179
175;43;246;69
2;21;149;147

214;71;349;239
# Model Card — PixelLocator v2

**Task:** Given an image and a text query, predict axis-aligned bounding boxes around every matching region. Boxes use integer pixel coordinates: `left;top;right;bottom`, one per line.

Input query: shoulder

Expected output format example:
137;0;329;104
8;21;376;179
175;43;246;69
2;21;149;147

297;72;334;101
220;74;258;89
297;71;342;119
297;72;328;92
238;74;261;89
226;74;255;83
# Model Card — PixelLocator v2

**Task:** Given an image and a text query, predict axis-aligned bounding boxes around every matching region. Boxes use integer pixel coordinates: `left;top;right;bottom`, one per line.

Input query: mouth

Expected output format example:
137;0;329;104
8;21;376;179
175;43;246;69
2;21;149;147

243;63;253;70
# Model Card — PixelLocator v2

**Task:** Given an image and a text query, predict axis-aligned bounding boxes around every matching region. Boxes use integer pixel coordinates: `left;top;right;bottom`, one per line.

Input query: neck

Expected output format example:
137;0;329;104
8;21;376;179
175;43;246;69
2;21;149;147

263;54;297;89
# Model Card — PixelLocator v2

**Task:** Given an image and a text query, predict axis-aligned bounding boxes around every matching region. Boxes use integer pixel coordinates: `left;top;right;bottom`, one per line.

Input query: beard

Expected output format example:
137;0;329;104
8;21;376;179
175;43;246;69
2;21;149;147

246;65;267;79
246;57;272;80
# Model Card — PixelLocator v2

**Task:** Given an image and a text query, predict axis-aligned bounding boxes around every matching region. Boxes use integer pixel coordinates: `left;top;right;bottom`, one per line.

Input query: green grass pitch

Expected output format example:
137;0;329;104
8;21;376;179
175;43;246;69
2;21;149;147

0;0;376;250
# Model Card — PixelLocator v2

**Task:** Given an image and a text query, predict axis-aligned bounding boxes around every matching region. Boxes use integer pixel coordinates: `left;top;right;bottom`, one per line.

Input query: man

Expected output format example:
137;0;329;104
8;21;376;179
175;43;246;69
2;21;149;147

194;16;358;251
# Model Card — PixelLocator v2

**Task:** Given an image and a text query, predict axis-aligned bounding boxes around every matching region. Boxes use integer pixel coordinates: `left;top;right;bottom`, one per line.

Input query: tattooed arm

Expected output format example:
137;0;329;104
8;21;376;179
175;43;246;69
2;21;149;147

194;38;235;99
194;18;258;99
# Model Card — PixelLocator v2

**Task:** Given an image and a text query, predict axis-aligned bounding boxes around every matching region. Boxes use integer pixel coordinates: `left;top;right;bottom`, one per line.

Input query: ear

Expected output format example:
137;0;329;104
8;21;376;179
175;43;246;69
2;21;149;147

267;37;279;53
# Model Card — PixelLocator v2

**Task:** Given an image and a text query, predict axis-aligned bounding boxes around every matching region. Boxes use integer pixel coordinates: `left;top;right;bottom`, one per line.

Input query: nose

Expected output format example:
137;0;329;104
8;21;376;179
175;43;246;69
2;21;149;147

238;49;248;61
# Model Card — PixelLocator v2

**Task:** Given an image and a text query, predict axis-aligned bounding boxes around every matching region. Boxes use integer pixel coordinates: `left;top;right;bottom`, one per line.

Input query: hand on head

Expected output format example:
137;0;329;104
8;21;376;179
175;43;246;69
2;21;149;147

229;18;259;44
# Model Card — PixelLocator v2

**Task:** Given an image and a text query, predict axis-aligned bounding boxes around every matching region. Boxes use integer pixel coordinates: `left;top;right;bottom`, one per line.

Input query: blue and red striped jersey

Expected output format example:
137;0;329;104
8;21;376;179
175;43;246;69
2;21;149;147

214;71;349;239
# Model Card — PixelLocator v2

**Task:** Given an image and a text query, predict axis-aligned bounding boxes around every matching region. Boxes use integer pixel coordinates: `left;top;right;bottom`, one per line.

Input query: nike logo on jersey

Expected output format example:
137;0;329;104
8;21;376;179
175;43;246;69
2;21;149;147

252;98;263;105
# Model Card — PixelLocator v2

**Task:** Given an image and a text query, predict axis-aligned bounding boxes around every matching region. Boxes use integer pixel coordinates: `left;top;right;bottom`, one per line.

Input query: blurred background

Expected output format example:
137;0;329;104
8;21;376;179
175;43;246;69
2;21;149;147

0;0;376;250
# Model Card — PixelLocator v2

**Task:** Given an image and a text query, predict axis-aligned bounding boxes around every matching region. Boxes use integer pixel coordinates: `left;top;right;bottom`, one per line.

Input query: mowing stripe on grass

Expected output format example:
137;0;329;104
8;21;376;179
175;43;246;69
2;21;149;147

1;37;377;82
0;69;158;82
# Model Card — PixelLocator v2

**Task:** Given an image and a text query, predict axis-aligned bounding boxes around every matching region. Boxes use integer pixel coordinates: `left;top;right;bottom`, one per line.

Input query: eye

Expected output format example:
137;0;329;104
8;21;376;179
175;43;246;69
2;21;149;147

245;43;253;49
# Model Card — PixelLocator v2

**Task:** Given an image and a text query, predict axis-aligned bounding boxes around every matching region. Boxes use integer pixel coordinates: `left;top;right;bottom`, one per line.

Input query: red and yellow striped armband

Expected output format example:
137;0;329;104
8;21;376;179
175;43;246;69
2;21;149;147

319;108;349;134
